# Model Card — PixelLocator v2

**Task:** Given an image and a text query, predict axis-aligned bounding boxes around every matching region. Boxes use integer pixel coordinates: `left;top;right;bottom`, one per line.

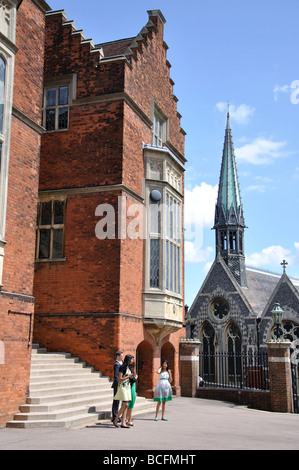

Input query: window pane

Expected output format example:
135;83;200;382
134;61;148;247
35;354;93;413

46;109;55;131
166;240;169;290
40;201;52;225
58;108;68;129
150;201;160;234
59;86;68;105
150;239;160;288
39;229;50;259
0;57;5;134
169;197;173;239
46;88;56;107
53;200;64;225
177;246;180;293
52;229;63;258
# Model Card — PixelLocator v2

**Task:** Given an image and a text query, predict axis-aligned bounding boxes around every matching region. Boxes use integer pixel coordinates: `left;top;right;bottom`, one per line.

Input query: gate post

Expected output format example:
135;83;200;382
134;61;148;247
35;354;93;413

179;338;201;397
267;341;293;413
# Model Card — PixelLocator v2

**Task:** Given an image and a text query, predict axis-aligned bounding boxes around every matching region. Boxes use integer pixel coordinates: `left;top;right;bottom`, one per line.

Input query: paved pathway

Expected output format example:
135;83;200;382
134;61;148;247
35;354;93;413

0;397;299;451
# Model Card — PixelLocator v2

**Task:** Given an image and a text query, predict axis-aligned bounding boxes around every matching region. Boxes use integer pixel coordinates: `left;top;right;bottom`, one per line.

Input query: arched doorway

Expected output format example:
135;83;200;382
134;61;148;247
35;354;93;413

161;341;175;384
136;340;154;396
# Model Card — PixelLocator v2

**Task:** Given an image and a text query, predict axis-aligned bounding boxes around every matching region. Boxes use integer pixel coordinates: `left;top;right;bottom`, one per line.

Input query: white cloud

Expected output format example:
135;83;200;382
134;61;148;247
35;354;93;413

184;182;218;230
216;102;255;124
185;242;213;264
245;243;299;277
244;184;267;193
235;137;288;165
246;245;292;268
184;183;218;263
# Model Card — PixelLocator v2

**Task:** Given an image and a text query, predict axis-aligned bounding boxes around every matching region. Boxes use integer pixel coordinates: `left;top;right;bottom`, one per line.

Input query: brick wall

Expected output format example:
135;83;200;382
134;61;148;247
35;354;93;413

33;9;185;399
0;0;46;427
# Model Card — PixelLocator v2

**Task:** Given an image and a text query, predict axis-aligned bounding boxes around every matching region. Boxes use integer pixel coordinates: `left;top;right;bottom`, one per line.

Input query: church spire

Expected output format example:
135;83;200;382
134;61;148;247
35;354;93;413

214;112;247;287
216;112;243;223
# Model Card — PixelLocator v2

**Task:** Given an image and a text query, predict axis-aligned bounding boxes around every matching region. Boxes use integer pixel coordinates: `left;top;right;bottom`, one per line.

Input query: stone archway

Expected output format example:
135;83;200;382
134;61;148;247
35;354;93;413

136;340;154;397
161;341;175;384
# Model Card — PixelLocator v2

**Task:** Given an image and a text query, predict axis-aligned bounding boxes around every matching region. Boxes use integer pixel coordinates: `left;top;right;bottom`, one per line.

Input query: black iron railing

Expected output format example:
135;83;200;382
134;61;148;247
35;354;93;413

199;351;269;391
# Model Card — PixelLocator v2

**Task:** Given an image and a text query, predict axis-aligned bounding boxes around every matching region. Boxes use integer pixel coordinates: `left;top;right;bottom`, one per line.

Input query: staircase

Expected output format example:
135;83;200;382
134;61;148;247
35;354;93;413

6;344;155;428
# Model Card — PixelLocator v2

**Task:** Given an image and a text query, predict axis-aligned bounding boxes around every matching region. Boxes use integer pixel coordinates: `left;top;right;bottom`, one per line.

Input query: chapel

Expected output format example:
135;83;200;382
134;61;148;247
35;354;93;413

186;113;299;360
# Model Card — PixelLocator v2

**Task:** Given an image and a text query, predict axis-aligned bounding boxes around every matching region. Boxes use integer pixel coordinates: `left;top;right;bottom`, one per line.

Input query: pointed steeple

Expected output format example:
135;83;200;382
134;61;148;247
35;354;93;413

215;112;244;226
214;113;247;287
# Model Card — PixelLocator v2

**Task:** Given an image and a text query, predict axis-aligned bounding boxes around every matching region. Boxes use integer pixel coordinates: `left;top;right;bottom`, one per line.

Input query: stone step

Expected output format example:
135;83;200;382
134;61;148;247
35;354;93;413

6;344;155;428
29;376;110;391
20;392;114;413
29;382;110;398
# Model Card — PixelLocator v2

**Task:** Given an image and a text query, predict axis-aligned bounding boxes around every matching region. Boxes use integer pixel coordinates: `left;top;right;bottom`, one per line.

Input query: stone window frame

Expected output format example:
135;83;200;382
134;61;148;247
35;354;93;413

42;74;77;133
209;297;230;322
165;189;182;294
147;183;182;295
35;196;66;261
151;101;169;148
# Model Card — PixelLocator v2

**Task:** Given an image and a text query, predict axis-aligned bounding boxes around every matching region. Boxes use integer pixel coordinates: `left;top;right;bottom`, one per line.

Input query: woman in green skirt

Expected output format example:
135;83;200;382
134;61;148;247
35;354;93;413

126;360;138;426
154;360;172;421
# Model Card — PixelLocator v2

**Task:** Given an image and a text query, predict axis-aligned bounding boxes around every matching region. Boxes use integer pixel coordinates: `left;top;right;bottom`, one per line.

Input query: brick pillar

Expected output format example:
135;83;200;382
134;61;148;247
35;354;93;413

179;339;201;397
267;341;293;413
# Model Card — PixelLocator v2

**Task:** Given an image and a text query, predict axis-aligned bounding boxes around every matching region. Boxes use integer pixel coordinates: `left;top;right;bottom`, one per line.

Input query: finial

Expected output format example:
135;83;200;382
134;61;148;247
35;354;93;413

281;259;288;273
226;102;231;129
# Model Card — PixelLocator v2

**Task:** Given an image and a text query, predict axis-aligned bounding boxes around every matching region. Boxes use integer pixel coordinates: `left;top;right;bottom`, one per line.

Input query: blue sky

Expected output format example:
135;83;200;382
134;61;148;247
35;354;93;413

49;0;299;306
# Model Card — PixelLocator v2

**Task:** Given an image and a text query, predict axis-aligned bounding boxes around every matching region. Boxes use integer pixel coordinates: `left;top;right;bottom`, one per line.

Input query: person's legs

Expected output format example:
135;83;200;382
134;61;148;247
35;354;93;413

112;383;120;421
161;401;166;420
121;402;129;427
126;407;132;424
114;402;126;426
155;402;161;419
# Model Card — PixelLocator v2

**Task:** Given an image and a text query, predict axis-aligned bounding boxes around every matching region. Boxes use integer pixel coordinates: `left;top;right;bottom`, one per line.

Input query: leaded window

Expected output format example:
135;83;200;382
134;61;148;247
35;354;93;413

149;198;161;288
227;322;242;381
36;199;66;260
165;193;181;294
43;85;69;131
153;115;163;147
202;322;215;382
0;56;5;135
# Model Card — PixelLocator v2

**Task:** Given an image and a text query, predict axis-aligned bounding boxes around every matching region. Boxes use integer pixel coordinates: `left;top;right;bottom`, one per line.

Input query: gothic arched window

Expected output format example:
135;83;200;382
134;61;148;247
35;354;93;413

271;320;299;364
202;322;215;382
227;322;242;383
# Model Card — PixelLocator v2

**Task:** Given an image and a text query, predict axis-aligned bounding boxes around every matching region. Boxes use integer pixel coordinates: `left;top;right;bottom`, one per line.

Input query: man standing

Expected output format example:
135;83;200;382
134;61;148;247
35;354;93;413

111;351;124;422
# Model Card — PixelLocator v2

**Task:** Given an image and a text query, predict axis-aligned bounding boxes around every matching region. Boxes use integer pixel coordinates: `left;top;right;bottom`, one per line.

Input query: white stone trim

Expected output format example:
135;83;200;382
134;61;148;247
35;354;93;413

180;355;198;361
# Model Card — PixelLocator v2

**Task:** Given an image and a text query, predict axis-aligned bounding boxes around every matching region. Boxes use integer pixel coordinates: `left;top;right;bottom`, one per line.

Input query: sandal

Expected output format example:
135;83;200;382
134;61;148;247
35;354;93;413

121;425;130;428
113;419;120;428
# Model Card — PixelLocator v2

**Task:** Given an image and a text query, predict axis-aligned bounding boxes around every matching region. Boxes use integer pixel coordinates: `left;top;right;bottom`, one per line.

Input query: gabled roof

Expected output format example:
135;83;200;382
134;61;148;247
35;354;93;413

188;255;299;319
242;267;299;316
95;38;135;59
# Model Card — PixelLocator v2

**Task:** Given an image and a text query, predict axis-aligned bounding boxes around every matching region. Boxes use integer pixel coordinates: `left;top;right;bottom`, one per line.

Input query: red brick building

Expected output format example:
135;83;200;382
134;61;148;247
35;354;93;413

0;0;49;427
33;9;186;397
